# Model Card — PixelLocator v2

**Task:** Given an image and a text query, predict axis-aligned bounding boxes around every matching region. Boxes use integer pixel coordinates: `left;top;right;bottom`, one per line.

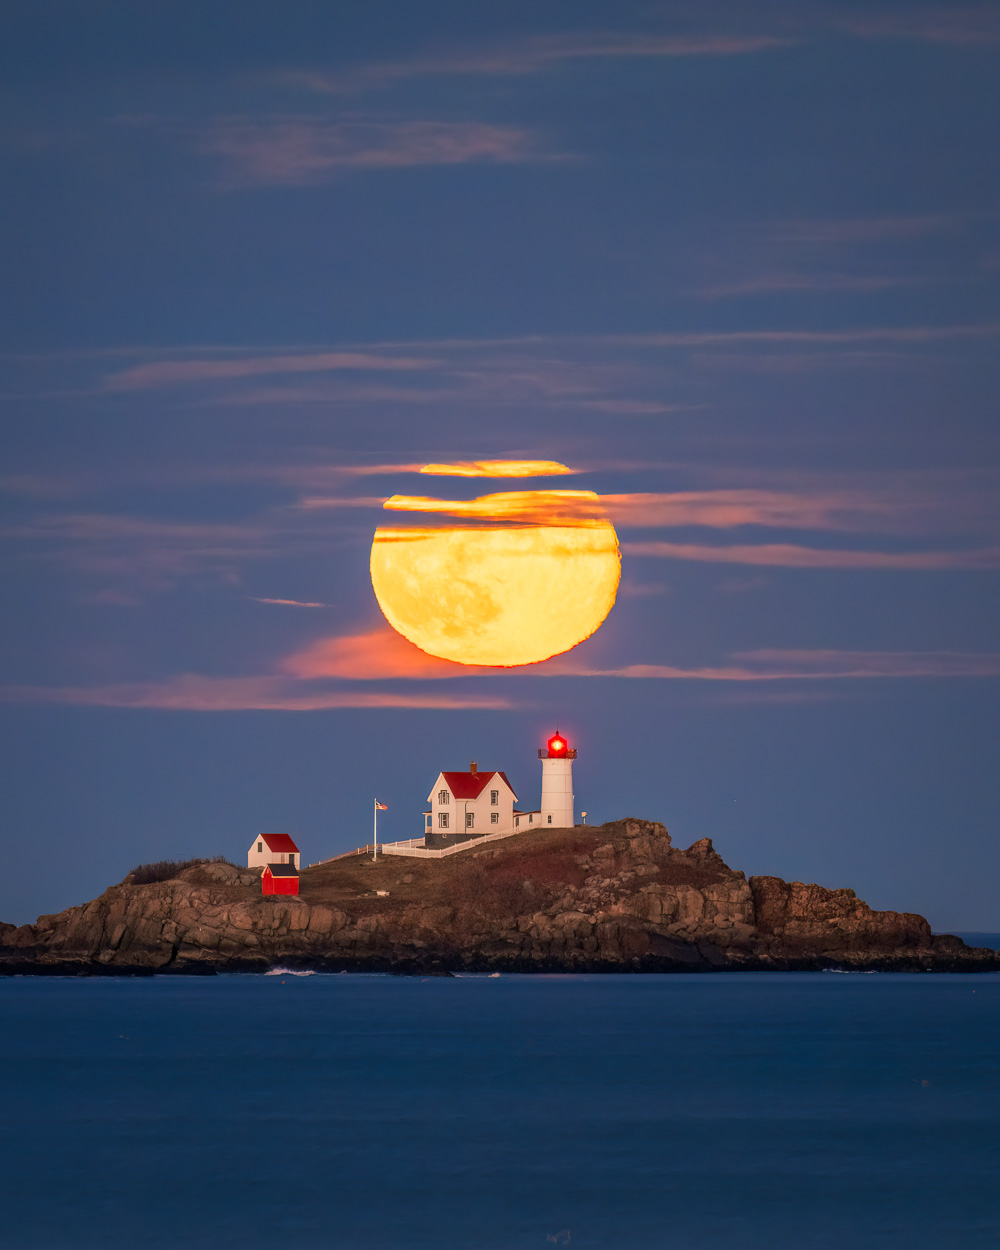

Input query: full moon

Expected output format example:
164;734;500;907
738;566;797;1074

370;522;621;667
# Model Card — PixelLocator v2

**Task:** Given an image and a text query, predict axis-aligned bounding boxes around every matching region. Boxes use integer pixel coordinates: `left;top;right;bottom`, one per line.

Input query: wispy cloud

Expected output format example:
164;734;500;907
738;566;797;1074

833;5;1000;45
202;118;553;186
279;625;1000;685
603;324;1000;348
734;649;1000;677
570;650;1000;681
767;214;966;244
694;272;920;300
602;490;899;532
295;484;989;539
251;597;331;608
105;351;437;391
0;511;324;587
0;675;514;712
623;540;1000;569
276;7;998;103
283;30;794;95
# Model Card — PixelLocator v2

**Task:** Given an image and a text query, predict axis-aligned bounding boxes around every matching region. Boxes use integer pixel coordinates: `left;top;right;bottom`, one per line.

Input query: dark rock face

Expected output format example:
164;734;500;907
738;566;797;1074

1;821;996;974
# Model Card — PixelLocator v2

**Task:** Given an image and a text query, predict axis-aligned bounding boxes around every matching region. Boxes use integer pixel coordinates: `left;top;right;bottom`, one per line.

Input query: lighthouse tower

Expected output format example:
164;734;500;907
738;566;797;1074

539;731;576;828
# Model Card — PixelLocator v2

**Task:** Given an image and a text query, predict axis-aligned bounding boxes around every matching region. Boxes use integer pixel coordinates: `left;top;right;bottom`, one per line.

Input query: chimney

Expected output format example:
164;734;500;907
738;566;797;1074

470;760;477;774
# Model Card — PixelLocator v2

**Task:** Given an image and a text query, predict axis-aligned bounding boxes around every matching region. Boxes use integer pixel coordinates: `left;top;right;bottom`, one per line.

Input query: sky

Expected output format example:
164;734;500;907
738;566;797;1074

1;0;998;929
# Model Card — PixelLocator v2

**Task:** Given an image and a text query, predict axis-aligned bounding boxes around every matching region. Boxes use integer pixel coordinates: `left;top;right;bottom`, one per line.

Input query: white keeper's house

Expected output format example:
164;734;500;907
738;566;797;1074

425;763;518;849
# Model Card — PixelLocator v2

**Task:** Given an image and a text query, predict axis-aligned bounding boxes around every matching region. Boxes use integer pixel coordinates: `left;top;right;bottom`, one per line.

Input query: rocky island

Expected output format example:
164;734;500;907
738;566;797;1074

1;820;996;974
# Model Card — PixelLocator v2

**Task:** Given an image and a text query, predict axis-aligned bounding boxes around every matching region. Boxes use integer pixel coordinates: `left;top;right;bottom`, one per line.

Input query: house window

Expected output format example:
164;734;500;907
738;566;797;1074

426;814;431;827
491;813;499;824
547;815;552;824
438;790;449;804
515;816;520;827
438;812;449;829
466;812;475;829
490;790;498;805
529;814;534;823
257;841;263;854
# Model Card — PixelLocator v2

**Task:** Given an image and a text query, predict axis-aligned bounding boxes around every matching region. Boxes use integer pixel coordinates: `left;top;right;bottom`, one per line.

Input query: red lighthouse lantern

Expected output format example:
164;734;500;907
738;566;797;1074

539;731;575;760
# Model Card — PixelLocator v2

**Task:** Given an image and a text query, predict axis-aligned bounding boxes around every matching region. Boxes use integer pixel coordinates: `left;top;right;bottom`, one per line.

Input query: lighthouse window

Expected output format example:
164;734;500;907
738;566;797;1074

490;790;498;805
438;790;449;804
466;812;475;829
491;813;499;824
438;812;449;829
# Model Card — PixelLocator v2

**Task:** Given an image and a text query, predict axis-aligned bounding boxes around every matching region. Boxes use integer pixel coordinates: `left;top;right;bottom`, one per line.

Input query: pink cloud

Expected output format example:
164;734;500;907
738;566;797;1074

251;597;331;608
202;119;551;187
603;489;899;532
622;540;1000;569
734;649;1000;678
284;30;794;95
605;324;1000;348
578;650;1000;681
0;675;513;712
282;628;486;680
105;351;435;391
834;6;1000;45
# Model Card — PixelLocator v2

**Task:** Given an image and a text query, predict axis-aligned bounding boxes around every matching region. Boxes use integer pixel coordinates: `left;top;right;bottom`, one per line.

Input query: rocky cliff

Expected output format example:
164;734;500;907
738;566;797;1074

1;820;995;974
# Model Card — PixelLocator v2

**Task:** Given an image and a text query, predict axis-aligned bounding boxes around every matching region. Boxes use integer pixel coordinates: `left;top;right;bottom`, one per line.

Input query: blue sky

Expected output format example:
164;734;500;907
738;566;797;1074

1;0;998;928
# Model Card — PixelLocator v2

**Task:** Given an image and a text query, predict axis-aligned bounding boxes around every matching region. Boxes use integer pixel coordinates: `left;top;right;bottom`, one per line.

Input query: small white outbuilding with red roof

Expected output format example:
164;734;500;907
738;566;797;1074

247;832;300;870
425;762;517;849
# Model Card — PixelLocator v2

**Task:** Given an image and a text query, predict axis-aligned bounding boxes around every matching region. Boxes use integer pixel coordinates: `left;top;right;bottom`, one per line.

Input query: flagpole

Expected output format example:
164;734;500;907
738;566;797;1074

373;798;378;859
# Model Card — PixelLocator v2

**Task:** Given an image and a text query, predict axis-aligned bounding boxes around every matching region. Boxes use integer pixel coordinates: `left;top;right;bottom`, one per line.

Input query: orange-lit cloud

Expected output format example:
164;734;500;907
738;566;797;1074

251;597;330;608
0;675;512;711
418;459;574;478
279;626;1000;685
282;628;485;680
381;489;608;526
623;540;1000;569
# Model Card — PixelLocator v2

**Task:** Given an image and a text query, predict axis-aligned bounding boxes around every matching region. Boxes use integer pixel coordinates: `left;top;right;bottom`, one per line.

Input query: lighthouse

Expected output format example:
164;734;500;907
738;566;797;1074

538;730;576;828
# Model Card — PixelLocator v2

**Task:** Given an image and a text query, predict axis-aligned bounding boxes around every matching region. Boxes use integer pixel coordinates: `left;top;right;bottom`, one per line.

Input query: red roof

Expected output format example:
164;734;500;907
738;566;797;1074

439;770;518;801
260;833;299;853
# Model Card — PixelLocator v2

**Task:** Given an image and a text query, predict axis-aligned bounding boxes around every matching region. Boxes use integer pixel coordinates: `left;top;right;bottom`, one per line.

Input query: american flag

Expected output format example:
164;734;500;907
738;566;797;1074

375;800;388;811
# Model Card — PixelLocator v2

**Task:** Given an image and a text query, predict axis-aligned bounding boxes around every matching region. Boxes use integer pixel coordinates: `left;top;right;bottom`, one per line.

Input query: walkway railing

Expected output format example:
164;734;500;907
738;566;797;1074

381;825;529;858
308;824;535;867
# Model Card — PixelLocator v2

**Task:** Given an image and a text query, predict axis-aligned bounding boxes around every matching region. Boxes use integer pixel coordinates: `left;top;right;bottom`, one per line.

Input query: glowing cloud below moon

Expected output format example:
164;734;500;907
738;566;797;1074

418;459;575;478
370;488;621;666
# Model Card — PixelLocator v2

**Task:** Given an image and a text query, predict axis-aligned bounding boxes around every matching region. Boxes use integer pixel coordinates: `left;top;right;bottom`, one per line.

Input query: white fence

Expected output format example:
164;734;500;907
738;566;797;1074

309;824;544;868
380;825;530;859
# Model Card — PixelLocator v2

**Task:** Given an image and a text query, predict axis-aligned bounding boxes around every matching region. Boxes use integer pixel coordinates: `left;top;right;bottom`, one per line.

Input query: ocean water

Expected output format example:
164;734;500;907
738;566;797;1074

2;973;999;1250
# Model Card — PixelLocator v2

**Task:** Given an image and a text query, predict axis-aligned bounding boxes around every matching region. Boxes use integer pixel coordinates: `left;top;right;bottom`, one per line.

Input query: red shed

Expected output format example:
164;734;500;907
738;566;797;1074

262;862;299;896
